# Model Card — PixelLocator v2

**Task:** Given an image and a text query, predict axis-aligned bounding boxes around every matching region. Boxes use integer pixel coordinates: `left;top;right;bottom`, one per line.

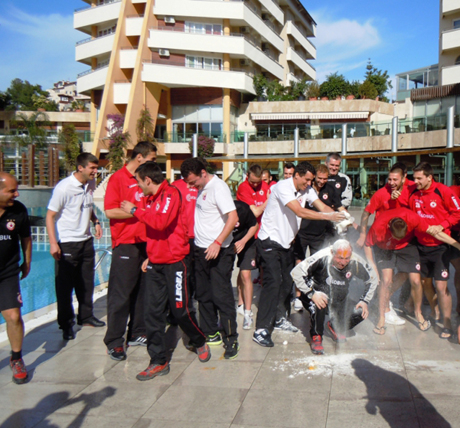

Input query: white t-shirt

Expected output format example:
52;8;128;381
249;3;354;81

258;177;318;248
47;173;95;243
194;175;236;249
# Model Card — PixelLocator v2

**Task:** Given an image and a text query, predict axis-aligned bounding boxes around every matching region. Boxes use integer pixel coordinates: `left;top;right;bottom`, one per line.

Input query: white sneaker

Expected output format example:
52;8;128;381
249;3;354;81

274;318;299;333
237;305;244;316
385;309;406;325
243;314;253;330
293;298;303;312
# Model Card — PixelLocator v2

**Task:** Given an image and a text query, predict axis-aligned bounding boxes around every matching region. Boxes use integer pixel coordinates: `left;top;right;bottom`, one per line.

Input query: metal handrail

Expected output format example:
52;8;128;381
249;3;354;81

75;0;121;13
95;248;112;271
75;32;115;46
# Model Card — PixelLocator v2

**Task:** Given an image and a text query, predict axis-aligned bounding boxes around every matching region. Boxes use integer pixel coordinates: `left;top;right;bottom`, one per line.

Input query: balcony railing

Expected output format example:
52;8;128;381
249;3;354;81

77;62;109;78
76;31;115;46
161;132;227;143
74;0;121;13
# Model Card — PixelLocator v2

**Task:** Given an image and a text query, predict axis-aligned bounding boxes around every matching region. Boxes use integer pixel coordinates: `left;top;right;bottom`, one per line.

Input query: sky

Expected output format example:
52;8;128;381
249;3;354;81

0;0;440;100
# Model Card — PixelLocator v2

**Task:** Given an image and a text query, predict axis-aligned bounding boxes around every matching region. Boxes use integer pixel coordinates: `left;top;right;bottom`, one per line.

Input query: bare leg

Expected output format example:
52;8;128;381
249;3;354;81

388;272;409;308
422;277;439;320
376;269;393;329
239;270;254;311
237;272;244;307
450;257;460;315
409;272;429;326
435;280;452;335
2;308;24;352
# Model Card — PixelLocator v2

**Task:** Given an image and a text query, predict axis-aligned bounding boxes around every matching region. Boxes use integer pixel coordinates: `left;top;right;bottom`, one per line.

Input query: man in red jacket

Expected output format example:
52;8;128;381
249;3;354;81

409;162;460;339
121;162;210;381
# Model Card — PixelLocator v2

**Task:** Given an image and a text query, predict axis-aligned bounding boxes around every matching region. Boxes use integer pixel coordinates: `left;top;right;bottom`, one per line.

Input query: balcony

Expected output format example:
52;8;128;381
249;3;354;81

120;47;138;69
442;63;460;85
259;0;284;25
74;0;121;33
442;28;460;51
142;60;255;94
113;81;132;104
286;47;316;80
443;0;460;15
148;28;284;79
126;15;144;36
153;0;284;52
77;65;109;94
75;34;115;63
286;21;316;59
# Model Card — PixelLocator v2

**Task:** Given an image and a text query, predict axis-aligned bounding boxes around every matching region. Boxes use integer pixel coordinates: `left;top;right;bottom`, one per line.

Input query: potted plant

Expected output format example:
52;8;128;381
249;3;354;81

307;81;320;100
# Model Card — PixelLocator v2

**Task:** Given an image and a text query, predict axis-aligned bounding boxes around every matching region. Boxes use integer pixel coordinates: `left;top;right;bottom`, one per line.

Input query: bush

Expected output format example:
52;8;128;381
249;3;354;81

188;135;215;158
106;114;130;171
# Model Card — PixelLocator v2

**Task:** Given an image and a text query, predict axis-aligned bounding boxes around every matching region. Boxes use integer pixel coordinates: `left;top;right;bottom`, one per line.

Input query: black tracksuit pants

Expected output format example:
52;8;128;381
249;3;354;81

104;243;147;349
55;238;95;329
194;245;238;347
145;257;206;365
256;238;295;331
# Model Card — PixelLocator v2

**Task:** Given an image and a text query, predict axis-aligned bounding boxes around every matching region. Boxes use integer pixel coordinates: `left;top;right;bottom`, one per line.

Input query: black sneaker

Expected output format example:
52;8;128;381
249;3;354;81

62;327;75;341
108;346;127;361
127;335;147;347
206;332;223;346
253;329;274;347
78;316;106;328
224;342;240;360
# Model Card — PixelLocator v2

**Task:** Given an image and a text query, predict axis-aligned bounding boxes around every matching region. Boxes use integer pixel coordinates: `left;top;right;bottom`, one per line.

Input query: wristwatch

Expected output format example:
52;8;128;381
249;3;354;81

130;207;137;215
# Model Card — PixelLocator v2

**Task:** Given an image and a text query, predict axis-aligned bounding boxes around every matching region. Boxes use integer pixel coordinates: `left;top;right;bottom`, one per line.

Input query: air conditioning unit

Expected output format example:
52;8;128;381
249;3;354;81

159;49;170;57
240;59;250;66
240;26;250;34
164;16;175;24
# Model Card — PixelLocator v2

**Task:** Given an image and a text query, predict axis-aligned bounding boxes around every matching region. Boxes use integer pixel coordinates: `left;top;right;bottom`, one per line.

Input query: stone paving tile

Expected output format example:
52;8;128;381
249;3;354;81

414;395;460;428
134;419;230;428
0;410;53;428
34;414;140;428
143;385;247;425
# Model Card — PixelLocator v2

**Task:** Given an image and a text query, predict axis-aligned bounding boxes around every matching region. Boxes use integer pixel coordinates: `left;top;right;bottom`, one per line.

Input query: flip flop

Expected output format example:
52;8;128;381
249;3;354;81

373;326;386;335
439;328;453;339
417;319;431;332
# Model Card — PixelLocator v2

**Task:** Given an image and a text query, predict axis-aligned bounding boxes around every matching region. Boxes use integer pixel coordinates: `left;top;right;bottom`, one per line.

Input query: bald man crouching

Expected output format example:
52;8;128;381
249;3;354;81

291;240;378;355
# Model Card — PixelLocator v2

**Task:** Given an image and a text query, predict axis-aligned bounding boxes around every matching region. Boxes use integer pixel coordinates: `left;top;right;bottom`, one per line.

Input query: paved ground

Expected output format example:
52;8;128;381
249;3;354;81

0;277;459;428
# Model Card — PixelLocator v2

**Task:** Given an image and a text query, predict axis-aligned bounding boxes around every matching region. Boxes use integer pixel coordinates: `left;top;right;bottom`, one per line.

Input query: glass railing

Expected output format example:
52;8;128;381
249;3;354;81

161;132;227;143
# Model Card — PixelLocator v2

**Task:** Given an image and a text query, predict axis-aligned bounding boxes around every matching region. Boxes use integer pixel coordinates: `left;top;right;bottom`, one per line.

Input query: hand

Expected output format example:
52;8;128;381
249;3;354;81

356;233;366;248
391;189;401;200
94;223;103;239
234;239;246;254
312;291;328;309
50;243;61;261
120;200;135;214
141;258;149;272
20;261;31;280
427;225;444;236
328;212;346;222
356;301;369;319
205;242;221;260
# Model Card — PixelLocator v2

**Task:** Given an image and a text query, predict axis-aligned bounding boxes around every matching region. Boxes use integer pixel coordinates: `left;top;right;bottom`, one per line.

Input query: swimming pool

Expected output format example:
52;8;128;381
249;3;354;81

0;206;112;324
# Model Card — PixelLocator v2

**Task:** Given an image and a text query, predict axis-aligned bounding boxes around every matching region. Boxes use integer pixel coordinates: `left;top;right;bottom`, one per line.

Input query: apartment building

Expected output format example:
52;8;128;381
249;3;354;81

74;0;317;175
439;0;460;85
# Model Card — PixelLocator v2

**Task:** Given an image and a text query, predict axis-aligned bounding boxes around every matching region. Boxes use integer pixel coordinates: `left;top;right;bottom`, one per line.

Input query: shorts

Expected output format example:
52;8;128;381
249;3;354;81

374;244;421;274
237;239;258;270
417;244;450;281
0;275;22;312
293;233;327;261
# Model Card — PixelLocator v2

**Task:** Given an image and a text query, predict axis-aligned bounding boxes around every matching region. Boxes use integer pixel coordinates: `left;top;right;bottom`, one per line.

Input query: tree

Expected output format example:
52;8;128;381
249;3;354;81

32;94;59;112
59;124;81;174
358;80;378;100
253;74;268;100
136;108;155;142
71;99;88;112
265;80;287;101
364;59;393;101
11;111;50;149
5;78;49;111
106;113;130;171
348;80;361;98
319;72;350;99
0;91;11;110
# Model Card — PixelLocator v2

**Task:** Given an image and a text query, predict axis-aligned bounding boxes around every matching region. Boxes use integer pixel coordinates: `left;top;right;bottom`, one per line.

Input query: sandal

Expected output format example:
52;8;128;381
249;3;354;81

439;328;453;339
417;319;431;332
373;326;386;335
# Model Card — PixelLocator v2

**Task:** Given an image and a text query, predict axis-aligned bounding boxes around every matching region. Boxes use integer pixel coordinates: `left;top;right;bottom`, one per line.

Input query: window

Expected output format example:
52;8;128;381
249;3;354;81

454;19;460;29
185;21;222;35
185;56;222;70
98;25;116;37
456;56;460;66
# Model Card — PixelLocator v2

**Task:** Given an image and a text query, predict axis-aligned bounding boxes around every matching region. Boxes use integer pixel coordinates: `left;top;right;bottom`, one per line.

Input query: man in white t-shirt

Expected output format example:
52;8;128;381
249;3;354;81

253;161;346;347
46;153;105;340
180;158;240;360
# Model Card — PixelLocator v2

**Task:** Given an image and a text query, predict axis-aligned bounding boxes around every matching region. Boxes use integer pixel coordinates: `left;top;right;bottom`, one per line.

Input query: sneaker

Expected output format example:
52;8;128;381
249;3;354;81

243;314;253;330
108;346;127;361
136;362;170;381
237;304;245;316
127;335;147;347
293;298;303;312
310;335;324;355
224;342;240;359
274;318;299;333
62;327;75;341
196;343;211;362
385;306;406;325
78;316;106;328
326;321;346;343
253;329;274;347
10;358;28;385
206;332;223;346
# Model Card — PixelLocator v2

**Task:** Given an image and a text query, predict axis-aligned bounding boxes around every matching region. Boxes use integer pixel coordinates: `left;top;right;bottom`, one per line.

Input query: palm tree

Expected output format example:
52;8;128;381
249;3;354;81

11;111;50;149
